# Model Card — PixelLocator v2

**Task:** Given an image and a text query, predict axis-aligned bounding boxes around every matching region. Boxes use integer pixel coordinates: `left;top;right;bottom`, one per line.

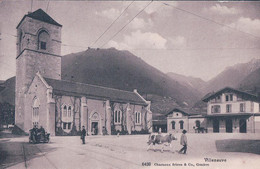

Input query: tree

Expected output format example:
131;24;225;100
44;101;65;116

119;103;127;132
70;96;81;135
0;102;15;127
110;101;116;134
54;95;62;135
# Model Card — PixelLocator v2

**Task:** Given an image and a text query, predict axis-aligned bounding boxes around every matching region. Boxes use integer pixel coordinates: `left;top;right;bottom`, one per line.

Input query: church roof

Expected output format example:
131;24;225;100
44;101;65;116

17;9;62;28
44;78;148;106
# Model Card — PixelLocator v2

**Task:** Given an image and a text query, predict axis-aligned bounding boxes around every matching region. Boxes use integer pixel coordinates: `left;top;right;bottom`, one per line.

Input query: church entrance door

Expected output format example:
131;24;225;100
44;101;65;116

91;122;98;135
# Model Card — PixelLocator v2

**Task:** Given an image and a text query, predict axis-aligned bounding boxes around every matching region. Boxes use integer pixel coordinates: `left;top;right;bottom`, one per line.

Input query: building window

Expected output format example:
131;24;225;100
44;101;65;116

63;105;67;117
171;121;175;129
63;122;67;129
230;94;233;101
240;103;245;112
68;123;71;130
68;106;72;117
179;121;184;129
40;41;46;50
226;104;232;113
38;30;49;50
135;112;141;124
32;97;40;127
211;105;221;113
114;110;121;124
225;94;233;102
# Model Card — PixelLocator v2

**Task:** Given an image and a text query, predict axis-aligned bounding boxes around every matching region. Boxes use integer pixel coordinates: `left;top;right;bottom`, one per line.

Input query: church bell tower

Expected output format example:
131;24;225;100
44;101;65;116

15;9;62;131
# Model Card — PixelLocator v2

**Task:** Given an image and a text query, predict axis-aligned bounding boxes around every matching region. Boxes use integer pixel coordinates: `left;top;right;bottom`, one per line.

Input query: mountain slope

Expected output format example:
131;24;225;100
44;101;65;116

238;67;260;94
202;58;260;94
166;72;205;97
61;48;201;107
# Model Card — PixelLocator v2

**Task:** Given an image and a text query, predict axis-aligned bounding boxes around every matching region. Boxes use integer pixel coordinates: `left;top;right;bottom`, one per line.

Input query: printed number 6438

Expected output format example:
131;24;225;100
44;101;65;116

142;162;151;166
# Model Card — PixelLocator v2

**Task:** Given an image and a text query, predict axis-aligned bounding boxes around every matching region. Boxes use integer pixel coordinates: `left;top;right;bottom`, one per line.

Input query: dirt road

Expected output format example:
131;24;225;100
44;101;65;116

1;133;259;169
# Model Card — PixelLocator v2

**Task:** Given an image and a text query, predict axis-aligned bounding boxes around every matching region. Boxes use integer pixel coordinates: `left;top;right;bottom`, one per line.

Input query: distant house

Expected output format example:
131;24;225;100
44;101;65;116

166;108;206;133
202;87;260;133
15;9;152;136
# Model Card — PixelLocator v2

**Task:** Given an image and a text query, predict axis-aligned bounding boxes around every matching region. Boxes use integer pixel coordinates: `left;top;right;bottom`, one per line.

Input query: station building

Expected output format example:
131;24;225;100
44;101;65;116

167;87;260;133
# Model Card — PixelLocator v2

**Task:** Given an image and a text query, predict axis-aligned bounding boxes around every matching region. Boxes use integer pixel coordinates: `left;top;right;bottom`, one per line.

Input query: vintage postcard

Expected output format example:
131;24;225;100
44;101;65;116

0;0;259;169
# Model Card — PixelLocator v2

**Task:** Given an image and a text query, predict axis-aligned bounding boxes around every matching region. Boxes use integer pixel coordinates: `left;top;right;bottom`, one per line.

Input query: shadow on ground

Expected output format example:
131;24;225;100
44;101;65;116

215;139;260;155
0;139;56;168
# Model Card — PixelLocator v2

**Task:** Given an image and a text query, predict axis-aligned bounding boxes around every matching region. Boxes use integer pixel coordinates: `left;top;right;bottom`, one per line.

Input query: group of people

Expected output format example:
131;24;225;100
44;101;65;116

30;125;46;141
152;128;188;154
80;126;188;155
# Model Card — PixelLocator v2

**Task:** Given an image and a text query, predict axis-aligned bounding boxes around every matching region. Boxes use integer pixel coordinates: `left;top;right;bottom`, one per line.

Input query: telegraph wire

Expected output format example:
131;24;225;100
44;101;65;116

46;0;50;13
31;0;33;12
129;47;260;51
162;2;260;40
99;0;153;48
0;32;17;39
90;0;135;48
1;32;258;51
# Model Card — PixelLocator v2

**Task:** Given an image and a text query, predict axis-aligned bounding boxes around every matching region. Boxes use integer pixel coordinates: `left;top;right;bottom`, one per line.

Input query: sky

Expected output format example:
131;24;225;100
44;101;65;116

0;0;259;81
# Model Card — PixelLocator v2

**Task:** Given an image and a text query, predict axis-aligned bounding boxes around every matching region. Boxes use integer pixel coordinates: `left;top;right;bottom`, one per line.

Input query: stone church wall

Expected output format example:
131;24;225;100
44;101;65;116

24;75;49;133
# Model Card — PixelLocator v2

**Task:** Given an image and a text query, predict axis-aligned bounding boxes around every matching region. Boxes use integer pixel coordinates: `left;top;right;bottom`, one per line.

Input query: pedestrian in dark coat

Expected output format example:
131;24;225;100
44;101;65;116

178;130;187;154
81;126;86;144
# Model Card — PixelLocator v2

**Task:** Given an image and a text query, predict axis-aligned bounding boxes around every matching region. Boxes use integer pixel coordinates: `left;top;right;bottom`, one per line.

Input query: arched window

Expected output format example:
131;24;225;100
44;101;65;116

115;111;118;123
62;105;72;130
114;110;121;124
38;30;49;50
63;105;67;118
68;106;72;117
171;121;175;130
135;112;141;124
179;120;184;129
32;97;40;127
195;120;200;128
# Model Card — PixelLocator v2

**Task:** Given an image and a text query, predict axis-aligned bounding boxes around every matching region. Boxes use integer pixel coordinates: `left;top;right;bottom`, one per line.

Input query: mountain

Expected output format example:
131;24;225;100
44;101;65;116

166;72;205;96
202;58;260;94
0;48;202;119
238;67;260;94
62;48;201;107
0;77;15;105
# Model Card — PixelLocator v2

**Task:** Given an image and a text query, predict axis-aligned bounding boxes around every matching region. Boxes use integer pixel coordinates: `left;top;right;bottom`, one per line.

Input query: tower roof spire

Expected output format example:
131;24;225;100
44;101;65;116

17;8;62;29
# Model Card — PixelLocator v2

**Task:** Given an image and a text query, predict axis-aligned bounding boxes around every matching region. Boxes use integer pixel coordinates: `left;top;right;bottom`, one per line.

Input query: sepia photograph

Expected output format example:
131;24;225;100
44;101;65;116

0;0;259;168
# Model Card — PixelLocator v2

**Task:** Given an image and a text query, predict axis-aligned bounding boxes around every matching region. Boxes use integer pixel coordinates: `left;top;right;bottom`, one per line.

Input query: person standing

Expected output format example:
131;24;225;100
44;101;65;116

179;130;187;154
81;126;86;144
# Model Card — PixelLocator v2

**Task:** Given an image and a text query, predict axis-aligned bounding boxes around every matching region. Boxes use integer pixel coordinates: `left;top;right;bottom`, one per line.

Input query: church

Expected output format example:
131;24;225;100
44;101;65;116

15;9;153;136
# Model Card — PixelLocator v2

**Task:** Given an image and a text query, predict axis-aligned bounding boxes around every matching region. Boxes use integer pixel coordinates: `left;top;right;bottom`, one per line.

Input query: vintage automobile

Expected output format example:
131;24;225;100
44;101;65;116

194;126;208;133
29;128;50;144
